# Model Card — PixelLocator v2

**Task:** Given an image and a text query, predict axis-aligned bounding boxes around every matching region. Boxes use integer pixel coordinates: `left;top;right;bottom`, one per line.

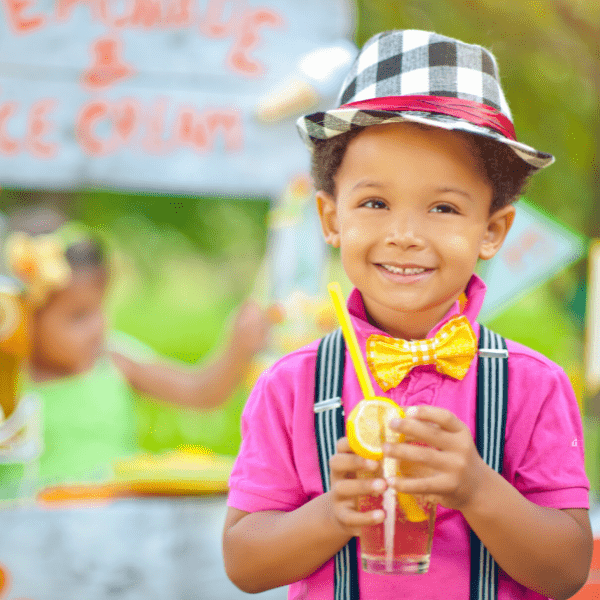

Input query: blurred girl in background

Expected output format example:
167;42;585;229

0;207;275;496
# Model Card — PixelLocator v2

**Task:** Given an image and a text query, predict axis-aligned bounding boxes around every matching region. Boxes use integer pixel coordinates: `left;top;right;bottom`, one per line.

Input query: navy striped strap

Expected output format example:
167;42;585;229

314;328;360;600
315;324;508;600
470;325;509;600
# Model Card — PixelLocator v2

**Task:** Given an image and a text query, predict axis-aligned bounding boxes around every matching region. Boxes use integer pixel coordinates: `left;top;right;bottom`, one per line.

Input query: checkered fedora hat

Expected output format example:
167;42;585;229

297;30;553;170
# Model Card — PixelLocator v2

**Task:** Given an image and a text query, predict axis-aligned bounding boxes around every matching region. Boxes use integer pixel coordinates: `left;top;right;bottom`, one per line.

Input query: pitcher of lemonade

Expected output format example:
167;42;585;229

0;276;31;420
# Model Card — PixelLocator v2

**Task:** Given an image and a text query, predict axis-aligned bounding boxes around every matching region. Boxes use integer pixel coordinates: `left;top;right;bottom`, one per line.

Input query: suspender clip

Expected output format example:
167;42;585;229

313;398;342;413
479;348;508;358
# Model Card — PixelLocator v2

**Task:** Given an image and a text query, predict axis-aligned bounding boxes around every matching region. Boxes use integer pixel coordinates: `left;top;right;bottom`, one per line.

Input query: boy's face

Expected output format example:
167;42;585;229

32;267;108;377
317;122;515;339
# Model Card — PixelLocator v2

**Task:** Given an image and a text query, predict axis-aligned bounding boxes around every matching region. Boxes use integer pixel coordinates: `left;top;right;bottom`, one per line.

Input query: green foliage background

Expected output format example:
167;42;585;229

1;1;598;481
352;0;599;490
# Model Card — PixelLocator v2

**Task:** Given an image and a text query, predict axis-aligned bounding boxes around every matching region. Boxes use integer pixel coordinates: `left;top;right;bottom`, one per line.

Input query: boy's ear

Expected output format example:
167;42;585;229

479;205;516;261
316;191;340;247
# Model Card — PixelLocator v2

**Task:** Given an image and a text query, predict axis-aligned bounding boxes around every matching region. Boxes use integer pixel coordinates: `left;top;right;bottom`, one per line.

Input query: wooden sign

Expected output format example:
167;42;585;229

0;0;355;196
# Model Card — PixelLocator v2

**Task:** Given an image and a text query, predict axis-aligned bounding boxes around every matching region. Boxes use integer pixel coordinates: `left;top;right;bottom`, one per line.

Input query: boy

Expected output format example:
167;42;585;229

222;30;592;600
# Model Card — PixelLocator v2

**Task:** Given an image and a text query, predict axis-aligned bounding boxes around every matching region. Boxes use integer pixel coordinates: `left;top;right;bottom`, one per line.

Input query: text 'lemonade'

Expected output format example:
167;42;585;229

348;398;437;574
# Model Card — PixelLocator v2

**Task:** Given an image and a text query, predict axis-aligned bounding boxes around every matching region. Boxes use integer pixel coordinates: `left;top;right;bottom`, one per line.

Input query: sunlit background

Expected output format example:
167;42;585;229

3;0;596;474
0;0;598;596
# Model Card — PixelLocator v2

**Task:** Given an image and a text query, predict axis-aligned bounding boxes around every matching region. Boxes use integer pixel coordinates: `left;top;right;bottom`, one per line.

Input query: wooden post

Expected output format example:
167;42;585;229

584;240;600;498
585;240;600;408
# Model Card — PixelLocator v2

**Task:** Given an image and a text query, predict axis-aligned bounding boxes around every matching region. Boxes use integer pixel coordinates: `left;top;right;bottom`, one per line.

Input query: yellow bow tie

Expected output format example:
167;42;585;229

366;316;477;392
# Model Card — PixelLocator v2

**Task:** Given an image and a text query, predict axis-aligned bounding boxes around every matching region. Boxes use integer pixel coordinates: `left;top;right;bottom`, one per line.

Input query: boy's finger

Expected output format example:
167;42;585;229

335;503;385;530
394;405;464;434
389;473;448;496
389;418;451;450
329;452;379;475
332;477;386;499
382;441;448;473
335;437;352;453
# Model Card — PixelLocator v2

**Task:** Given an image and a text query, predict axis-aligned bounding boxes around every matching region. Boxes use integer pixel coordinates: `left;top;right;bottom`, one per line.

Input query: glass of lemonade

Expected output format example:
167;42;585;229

357;445;436;575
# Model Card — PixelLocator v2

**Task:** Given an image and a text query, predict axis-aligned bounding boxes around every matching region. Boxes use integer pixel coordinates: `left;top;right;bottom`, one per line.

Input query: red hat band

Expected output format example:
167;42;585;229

338;95;517;142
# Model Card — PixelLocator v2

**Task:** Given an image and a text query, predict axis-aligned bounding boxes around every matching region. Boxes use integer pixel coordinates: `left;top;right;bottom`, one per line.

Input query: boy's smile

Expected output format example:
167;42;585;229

317;122;515;340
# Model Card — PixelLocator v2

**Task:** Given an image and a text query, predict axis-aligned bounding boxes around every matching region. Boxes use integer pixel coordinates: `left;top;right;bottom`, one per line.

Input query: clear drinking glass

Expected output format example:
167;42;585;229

357;444;436;575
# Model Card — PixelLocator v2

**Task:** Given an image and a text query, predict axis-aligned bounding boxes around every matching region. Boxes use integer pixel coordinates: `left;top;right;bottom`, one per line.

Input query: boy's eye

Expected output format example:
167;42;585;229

430;204;458;214
362;199;388;209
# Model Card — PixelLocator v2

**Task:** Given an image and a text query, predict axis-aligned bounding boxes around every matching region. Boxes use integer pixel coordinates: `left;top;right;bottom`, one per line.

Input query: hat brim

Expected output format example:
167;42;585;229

297;108;554;170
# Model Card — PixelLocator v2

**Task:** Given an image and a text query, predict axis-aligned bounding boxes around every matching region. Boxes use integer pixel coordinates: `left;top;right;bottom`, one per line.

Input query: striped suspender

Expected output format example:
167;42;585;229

315;325;508;600
314;328;360;600
470;325;509;600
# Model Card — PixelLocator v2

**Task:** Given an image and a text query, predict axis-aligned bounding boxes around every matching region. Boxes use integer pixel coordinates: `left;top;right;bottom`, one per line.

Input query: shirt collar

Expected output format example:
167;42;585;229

347;273;487;341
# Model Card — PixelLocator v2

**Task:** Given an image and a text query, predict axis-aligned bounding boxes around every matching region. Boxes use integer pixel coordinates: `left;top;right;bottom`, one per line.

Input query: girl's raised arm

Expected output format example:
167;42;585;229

111;300;275;409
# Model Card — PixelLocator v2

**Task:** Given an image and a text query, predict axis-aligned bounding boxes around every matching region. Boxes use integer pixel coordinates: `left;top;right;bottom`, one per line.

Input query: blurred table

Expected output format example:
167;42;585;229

0;495;288;600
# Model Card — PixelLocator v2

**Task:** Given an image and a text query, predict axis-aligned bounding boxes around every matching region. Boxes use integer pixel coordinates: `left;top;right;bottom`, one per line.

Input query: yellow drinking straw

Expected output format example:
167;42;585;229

328;282;429;532
327;282;375;400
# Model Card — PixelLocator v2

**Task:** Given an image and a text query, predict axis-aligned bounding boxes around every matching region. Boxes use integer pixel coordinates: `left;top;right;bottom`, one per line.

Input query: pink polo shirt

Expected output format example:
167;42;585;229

227;275;589;600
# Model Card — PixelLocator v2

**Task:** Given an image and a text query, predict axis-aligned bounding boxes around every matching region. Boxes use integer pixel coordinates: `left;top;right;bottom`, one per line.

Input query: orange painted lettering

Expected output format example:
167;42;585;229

112;99;138;140
56;0;108;22
227;8;284;76
199;0;243;38
126;0;161;27
0;103;19;155
175;108;199;146
174;107;211;151
80;36;135;89
141;99;175;154
503;230;551;272
2;0;45;33
24;99;57;158
0;562;34;600
0;563;7;596
77;102;112;155
163;0;193;26
169;106;244;153
203;109;242;151
113;0;195;27
77;99;139;155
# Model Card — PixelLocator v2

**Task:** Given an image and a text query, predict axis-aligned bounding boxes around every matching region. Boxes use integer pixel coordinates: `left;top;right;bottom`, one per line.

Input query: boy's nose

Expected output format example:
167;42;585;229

384;212;425;249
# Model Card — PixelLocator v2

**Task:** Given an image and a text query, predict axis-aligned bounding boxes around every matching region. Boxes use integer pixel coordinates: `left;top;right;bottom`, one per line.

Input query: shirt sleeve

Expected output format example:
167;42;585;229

504;352;590;510
227;365;308;513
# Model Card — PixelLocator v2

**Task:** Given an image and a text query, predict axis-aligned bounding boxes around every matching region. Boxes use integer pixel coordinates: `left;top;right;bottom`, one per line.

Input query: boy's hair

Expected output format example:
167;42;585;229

311;126;536;213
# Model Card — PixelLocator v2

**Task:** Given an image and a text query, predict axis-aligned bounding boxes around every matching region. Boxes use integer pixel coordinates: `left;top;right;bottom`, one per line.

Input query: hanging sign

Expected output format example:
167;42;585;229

0;0;355;196
479;198;588;321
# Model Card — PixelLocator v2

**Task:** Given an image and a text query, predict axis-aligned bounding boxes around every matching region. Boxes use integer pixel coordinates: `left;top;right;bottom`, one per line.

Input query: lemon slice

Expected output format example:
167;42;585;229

347;397;405;461
397;492;428;522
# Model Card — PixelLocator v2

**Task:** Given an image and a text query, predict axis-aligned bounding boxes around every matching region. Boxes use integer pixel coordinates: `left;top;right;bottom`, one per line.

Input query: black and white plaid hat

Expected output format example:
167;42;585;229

297;30;553;170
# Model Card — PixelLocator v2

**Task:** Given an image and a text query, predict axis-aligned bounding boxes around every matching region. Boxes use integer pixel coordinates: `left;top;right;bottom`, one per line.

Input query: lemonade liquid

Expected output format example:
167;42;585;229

358;488;436;574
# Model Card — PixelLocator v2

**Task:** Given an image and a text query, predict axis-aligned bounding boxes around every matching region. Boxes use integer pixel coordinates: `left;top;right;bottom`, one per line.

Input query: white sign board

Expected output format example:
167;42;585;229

0;0;355;197
479;199;588;321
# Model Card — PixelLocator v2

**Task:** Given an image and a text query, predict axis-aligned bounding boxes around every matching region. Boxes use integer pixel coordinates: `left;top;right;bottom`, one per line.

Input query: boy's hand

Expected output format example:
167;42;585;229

384;406;488;512
328;437;387;537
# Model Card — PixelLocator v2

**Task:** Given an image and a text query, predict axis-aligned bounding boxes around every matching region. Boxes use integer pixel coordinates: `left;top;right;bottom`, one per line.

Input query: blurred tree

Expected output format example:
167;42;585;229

352;0;598;412
355;0;599;237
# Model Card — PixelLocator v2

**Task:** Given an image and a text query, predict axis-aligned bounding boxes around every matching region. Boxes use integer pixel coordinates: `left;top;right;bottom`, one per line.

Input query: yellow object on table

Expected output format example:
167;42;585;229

37;447;235;506
113;446;235;495
0;277;31;420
